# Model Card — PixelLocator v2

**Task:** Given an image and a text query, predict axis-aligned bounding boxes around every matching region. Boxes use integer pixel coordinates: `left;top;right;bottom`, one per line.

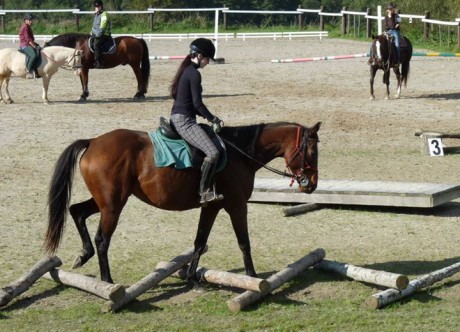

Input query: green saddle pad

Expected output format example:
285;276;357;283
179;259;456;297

148;128;193;169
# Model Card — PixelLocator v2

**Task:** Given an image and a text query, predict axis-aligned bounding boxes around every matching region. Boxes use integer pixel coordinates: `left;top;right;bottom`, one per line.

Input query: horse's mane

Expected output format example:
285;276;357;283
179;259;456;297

45;33;89;47
220;122;301;156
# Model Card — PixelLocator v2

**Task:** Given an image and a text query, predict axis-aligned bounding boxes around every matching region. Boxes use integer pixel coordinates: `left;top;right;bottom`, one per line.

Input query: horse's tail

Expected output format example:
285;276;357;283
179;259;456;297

45;139;90;254
140;38;150;93
401;40;412;87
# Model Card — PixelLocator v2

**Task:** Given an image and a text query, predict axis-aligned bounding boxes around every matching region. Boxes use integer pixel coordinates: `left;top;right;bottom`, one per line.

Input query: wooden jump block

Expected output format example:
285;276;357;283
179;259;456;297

156;262;270;293
315;259;409;290
227;248;325;313
366;261;460;309
415;129;460;155
0;256;62;308
43;269;125;302
102;246;203;313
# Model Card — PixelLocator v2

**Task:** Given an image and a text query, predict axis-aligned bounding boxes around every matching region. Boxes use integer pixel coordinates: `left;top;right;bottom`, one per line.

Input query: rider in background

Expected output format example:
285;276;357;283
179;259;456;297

91;0;111;68
170;38;224;205
19;13;41;79
384;2;402;64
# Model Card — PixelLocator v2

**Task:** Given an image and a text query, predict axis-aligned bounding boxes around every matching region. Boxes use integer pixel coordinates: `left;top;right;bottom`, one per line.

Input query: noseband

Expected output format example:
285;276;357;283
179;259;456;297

63;50;82;70
284;126;318;186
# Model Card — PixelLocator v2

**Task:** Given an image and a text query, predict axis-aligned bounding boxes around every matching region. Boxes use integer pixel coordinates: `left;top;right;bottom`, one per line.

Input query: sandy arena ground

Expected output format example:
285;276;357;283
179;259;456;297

0;37;459;311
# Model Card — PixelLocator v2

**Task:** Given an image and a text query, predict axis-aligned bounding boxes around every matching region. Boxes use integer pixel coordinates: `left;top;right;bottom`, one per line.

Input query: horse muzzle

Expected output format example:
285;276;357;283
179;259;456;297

296;173;318;194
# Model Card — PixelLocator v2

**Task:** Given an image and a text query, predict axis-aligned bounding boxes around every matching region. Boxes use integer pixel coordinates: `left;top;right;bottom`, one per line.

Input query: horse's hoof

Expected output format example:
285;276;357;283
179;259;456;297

369;95;375;100
394;94;401;99
44;100;50;105
384;96;390;100
78;96;87;103
72;256;83;269
133;93;145;101
192;283;206;294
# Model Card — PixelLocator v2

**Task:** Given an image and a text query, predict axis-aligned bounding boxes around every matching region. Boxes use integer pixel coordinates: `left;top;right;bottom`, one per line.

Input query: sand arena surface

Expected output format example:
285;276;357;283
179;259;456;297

0;38;459;308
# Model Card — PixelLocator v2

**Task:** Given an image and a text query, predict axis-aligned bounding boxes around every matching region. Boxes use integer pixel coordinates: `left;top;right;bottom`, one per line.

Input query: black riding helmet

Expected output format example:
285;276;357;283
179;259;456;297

94;0;103;6
24;13;35;21
190;38;215;61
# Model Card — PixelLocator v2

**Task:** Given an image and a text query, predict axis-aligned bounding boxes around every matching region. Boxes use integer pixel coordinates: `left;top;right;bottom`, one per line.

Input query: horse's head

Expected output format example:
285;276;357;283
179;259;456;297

371;34;391;66
284;122;321;194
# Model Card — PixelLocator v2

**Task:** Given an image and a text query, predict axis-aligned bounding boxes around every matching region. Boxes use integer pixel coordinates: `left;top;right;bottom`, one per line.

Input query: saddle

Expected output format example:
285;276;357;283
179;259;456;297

149;117;227;171
89;36;116;55
18;47;42;71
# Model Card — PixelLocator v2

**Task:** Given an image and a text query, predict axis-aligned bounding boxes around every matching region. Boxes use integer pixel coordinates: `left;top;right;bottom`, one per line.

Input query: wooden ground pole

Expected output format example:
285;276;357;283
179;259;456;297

227;248;325;313
315;259;409;290
0;256;62;308
102;246;201;313
367;261;460;309
43;269;125;302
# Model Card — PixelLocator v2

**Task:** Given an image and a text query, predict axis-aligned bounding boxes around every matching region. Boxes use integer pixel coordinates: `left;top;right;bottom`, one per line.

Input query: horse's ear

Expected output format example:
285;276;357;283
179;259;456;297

310;122;322;134
371;34;376;39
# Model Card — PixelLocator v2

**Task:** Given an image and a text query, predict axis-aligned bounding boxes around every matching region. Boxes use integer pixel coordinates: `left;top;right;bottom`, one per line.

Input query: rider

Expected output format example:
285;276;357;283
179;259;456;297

19;13;41;79
170;38;224;205
384;2;402;65
91;0;111;68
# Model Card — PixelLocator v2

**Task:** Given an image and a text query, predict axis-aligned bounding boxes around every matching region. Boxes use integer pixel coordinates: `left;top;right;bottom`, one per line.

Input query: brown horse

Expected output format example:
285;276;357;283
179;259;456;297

45;121;321;284
45;33;150;101
369;33;412;100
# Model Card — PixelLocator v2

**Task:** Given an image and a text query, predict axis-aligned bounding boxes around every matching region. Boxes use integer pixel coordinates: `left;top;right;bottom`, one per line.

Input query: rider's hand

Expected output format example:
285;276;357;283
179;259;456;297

212;117;224;133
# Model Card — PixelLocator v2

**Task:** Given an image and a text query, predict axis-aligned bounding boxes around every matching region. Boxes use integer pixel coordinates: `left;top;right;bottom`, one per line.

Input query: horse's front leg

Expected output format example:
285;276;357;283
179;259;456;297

187;205;221;286
383;70;391;100
1;77;13;104
226;202;256;277
78;67;90;102
42;77;51;104
369;66;377;100
393;67;402;98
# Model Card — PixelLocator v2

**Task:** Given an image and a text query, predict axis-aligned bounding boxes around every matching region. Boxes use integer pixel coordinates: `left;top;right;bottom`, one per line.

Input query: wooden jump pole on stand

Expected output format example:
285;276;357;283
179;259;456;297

0;256;62;308
227;248;325;313
156;262;271;293
366;261;460;309
102;246;205;313
43;269;125;302
315;259;409;290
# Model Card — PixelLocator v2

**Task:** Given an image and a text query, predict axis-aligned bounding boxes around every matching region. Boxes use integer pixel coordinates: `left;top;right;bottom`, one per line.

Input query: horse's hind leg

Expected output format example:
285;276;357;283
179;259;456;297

1;77;13;104
130;65;145;100
369;66;377;100
383;70;391;100
69;198;99;269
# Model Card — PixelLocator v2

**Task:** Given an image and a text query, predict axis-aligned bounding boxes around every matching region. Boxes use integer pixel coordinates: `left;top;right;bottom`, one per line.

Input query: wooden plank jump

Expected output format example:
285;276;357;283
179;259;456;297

0;256;62;308
227;248;325;313
315;259;409;290
250;178;460;208
415;129;460;155
43;268;125;302
366;261;460;309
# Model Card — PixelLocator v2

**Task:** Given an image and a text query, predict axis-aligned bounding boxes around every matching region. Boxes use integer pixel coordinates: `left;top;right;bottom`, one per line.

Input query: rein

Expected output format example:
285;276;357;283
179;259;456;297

219;126;316;186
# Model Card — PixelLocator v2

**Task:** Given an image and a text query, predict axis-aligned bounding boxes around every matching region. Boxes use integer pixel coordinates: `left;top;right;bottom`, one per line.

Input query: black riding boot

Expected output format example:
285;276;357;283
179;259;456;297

199;157;223;205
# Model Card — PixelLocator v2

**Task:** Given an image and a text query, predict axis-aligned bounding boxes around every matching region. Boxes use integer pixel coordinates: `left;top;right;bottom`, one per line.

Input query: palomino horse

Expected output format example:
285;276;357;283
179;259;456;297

45;33;150;101
369;33;412;100
45;122;321;284
0;46;82;104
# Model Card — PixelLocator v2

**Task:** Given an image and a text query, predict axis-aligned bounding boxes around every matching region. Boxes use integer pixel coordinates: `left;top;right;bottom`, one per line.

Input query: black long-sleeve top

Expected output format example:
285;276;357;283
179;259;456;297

171;63;215;121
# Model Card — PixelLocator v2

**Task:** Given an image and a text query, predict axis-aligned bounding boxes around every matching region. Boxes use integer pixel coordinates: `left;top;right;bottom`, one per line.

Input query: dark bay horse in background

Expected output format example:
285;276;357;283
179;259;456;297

369;33;412;100
45;33;150;101
45;122;321;284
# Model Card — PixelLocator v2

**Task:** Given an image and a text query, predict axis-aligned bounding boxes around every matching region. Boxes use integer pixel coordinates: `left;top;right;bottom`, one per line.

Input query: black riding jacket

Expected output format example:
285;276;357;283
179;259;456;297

171;63;215;121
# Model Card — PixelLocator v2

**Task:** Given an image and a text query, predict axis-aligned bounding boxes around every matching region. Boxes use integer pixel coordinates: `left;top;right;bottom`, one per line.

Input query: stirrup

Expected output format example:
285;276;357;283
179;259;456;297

200;187;224;205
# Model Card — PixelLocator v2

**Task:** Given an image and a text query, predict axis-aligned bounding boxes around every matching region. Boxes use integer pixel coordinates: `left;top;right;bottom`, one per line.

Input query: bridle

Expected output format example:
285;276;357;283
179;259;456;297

284;126;318;186
220;125;318;187
373;33;394;71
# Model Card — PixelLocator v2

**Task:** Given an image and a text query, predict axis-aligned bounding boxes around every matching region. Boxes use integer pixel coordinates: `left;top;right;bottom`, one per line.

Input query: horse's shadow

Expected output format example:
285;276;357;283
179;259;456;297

409;92;460;100
51;93;254;105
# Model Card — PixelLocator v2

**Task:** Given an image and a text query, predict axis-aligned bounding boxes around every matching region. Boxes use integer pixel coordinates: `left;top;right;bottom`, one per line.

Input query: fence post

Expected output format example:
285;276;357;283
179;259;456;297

223;4;227;30
74;6;80;31
457;18;460;48
149;8;154;32
298;5;304;29
0;6;5;33
366;8;372;38
341;6;347;35
319;6;324;31
423;11;430;40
